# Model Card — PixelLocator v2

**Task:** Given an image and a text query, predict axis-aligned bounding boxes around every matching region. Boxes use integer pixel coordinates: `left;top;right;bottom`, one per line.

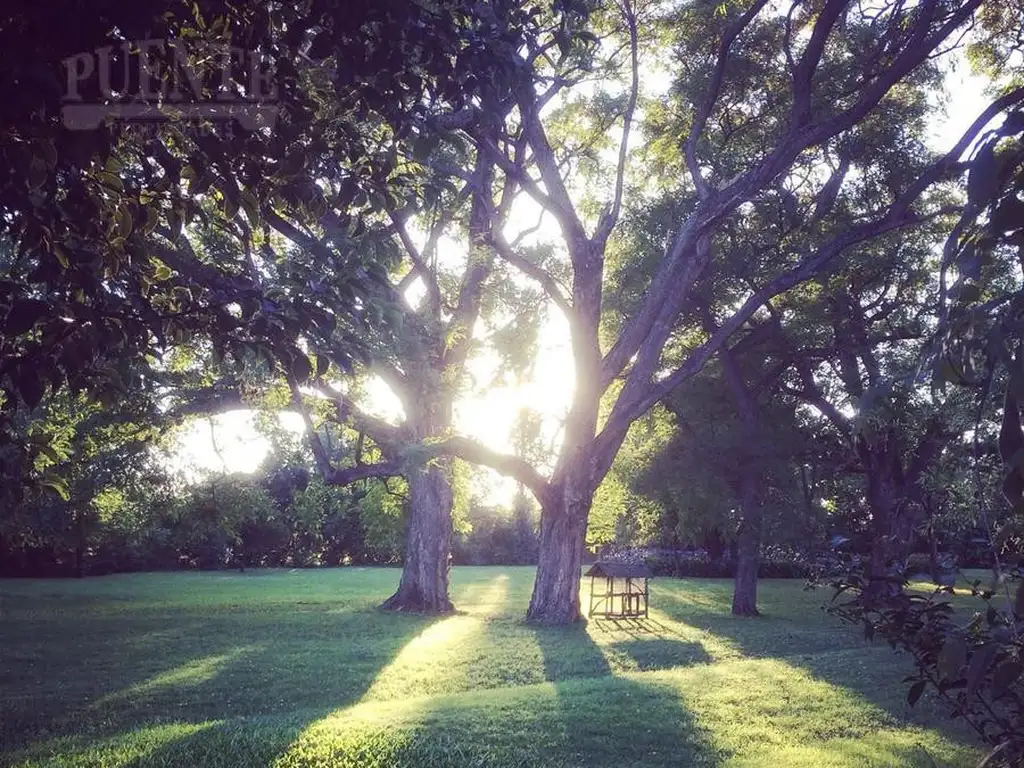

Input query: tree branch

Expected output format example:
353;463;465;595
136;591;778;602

286;373;334;480
486;231;573;317
684;0;771;199
308;382;402;449
594;0;641;245
427;435;552;507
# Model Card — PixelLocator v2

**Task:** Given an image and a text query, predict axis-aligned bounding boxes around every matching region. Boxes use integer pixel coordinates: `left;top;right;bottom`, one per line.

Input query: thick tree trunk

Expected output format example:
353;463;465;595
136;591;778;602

381;462;454;613
526;476;591;624
864;467;910;601
868;482;898;580
731;476;761;616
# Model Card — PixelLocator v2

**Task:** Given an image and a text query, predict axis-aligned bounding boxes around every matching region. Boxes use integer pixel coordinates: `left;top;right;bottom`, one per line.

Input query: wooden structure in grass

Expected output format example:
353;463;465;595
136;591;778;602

585;561;653;619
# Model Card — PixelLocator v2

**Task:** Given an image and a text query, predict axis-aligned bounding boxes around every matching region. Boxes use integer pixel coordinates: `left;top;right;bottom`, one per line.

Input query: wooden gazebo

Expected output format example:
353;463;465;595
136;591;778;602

585;561;653;619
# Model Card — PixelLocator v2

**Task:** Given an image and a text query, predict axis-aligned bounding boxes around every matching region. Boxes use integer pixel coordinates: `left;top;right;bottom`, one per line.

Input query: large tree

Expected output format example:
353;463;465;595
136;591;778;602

406;0;1024;622
0;0;557;613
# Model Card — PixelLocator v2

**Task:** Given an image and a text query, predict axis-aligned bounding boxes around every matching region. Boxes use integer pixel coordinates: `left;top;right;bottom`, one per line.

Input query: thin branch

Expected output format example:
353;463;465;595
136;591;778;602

390;213;444;316
513;78;589;246
308;382;402;448
286;373;334;480
684;0;771;199
325;460;404;486
486;231;573;317
791;0;849;125
594;0;641;245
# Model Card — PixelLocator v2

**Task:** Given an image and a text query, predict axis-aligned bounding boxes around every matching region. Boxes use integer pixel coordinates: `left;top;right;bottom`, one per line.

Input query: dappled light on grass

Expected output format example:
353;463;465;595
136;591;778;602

5;721;219;768
1;568;985;767
95;647;256;705
362;574;510;701
658;657;974;764
269;576;511;766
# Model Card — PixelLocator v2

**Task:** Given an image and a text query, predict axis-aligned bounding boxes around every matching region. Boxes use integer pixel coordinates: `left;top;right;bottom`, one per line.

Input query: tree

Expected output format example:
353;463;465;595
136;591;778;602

0;0;505;514
414;0;1021;622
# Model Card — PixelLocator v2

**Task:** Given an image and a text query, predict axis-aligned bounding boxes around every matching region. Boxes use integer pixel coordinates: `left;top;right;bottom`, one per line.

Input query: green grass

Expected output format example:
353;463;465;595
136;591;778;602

0;567;985;767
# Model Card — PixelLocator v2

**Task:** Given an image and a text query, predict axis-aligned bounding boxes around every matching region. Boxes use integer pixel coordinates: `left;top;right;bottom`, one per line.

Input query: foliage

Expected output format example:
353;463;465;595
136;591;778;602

453;492;539;565
822;97;1024;768
643;550;813;580
828;567;1024;765
0;460;410;576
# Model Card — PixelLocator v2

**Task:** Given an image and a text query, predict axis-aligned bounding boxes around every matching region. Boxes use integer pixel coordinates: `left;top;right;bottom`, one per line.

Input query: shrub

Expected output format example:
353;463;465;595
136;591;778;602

642;550;812;579
827;564;1024;766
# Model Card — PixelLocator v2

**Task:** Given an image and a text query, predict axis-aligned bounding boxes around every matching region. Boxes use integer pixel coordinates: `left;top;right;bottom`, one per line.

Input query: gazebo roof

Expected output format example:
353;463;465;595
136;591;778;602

584;561;654;579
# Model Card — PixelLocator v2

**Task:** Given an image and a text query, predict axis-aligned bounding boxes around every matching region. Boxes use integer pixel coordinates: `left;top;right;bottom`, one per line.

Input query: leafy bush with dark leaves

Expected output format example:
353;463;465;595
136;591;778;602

827;565;1024;766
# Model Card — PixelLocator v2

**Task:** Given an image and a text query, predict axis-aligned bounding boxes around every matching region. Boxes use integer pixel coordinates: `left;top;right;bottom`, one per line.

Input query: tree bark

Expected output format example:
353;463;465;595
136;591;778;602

526;469;593;623
731;475;761;616
720;343;764;616
863;458;909;601
381;461;455;613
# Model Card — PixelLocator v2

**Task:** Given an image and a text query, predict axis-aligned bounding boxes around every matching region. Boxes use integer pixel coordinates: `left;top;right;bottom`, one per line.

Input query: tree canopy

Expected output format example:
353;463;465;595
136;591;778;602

3;0;1024;758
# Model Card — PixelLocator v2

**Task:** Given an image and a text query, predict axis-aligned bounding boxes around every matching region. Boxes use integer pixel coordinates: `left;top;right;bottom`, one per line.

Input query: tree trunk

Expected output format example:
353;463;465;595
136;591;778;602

731;475;761;616
526;476;591;624
720;343;763;616
381;462;454;613
928;524;941;584
868;483;897;580
863;464;908;601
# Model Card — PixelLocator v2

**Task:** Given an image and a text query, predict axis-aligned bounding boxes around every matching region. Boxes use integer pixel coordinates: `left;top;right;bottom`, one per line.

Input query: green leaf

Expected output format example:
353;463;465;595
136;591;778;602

142;206;160;235
17;368;45;409
117;206;133;239
965;644;997;698
316;354;330;378
96;171;124;193
53;243;70;269
991;658;1022;699
41;477;70;501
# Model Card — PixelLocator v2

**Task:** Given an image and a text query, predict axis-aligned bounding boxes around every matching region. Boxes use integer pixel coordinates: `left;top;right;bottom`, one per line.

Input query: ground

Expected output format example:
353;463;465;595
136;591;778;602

0;567;983;767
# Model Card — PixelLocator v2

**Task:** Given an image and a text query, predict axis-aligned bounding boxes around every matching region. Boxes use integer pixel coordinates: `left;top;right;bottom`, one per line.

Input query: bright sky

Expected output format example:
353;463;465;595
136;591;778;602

170;47;995;503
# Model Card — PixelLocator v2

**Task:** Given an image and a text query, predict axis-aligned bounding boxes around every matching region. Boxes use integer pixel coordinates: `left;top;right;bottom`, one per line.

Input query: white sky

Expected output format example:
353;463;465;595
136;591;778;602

170;49;994;504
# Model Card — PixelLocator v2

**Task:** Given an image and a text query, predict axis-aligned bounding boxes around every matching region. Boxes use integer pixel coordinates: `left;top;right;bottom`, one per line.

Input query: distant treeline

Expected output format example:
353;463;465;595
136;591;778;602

0;465;540;578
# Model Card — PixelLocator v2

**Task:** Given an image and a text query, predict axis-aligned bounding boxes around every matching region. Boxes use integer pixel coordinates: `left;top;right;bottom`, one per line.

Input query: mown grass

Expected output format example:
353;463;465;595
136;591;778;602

0;567;986;767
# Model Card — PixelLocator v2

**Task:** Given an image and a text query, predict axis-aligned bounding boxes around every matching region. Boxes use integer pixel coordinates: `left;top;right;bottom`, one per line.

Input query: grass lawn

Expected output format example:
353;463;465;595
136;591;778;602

0;567;985;767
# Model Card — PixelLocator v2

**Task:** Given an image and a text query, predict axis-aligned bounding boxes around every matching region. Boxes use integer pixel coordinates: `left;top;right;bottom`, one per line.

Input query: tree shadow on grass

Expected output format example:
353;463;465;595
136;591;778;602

469;620;722;767
4;606;439;767
652;580;980;749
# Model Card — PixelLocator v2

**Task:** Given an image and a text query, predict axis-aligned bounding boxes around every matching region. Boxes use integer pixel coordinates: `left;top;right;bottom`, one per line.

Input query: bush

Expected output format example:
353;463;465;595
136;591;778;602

827;564;1024;766
642;549;812;579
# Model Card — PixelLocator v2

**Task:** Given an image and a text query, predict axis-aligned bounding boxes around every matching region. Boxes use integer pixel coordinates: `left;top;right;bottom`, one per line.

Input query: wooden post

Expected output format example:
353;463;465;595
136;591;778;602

589;573;595;618
643;577;649;617
608;575;614;618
